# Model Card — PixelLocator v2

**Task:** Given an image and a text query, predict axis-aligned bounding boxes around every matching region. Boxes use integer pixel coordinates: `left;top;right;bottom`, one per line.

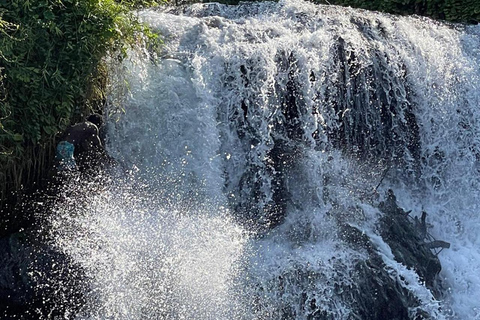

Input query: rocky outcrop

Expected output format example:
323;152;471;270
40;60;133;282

324;189;443;319
0;228;89;319
0;177;90;319
338;223;435;320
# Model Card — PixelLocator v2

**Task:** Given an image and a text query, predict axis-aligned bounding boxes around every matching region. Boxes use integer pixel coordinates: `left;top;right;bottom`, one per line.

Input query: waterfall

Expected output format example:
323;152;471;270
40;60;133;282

44;0;480;319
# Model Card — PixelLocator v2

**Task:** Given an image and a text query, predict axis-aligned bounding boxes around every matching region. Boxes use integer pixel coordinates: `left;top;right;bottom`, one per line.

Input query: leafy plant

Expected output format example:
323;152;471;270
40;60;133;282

316;0;479;23
0;0;160;203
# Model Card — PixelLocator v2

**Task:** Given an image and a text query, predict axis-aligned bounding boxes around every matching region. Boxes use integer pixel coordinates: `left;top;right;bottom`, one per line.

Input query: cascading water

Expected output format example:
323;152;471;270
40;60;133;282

42;0;480;319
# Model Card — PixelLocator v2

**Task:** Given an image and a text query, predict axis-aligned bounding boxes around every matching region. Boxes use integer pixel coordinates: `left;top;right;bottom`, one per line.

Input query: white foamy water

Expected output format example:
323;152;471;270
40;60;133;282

47;0;480;319
49;175;248;319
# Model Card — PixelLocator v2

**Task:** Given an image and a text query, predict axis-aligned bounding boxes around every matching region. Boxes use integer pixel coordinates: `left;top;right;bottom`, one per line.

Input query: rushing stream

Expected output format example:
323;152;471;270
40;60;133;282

41;0;480;319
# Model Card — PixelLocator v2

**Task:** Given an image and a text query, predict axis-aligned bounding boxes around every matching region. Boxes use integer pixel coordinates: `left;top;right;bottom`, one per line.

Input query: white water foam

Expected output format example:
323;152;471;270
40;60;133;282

49;175;248;319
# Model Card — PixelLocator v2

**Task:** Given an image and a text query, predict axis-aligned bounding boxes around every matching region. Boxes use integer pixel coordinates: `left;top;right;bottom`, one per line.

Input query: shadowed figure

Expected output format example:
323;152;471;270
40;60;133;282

55;114;106;173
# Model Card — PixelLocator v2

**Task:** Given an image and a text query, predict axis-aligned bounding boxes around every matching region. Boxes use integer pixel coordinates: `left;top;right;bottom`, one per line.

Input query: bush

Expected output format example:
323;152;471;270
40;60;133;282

317;0;479;24
0;0;159;203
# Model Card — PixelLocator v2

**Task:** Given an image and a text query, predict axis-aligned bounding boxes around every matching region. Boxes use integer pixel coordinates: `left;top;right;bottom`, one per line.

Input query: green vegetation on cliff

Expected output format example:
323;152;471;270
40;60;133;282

0;0;159;203
318;0;479;24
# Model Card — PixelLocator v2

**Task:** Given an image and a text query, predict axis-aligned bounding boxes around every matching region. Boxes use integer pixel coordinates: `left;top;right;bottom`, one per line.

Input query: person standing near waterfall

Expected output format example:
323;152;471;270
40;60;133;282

55;114;104;172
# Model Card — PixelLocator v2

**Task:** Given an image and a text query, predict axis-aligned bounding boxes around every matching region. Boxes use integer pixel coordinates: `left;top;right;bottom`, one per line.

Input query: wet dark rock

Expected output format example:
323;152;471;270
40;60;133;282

325;35;421;175
338;224;426;320
0;180;91;319
336;222;431;320
268;223;434;320
351;256;414;320
329;191;443;319
0;233;34;319
0;229;90;319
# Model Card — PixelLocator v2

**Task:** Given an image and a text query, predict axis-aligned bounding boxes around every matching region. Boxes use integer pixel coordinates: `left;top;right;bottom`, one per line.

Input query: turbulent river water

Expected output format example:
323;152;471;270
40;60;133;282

45;1;480;319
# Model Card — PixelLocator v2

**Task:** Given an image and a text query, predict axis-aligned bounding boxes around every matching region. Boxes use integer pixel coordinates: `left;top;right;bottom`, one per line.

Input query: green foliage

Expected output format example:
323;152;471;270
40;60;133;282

317;0;479;24
117;0;160;8
0;0;160;201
